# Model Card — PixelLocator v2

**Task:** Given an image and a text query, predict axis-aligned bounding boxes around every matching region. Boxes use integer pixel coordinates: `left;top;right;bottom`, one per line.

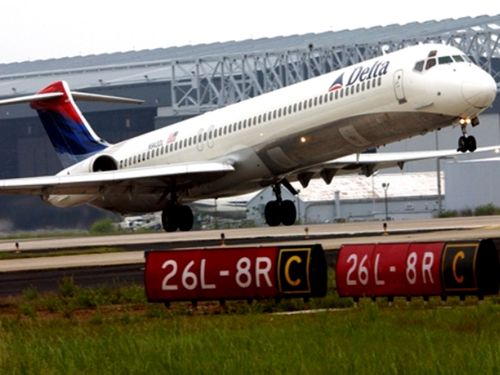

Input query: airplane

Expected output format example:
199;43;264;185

0;43;496;232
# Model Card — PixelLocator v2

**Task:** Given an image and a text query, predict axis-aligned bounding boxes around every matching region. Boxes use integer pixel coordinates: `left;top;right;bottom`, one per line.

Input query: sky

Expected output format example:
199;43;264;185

0;0;499;64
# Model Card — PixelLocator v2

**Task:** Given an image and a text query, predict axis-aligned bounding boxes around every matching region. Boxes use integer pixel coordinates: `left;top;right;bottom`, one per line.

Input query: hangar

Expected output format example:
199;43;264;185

0;14;499;230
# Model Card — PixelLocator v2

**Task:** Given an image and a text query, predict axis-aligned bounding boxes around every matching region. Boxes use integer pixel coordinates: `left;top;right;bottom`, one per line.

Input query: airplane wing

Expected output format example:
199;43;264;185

290;146;500;186
0;161;234;195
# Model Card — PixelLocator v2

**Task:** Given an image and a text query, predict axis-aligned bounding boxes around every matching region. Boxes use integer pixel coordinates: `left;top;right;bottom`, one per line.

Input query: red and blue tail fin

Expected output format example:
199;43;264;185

30;81;109;168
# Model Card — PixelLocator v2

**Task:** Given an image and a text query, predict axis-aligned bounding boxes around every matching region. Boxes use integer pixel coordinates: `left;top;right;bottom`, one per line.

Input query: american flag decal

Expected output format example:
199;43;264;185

167;131;178;144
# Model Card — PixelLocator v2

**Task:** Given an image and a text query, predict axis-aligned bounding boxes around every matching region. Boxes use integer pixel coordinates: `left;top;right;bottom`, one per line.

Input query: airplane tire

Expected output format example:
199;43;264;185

265;201;281;227
178;205;194;232
281;200;297;226
162;208;178;232
466;136;477;152
457;136;467;153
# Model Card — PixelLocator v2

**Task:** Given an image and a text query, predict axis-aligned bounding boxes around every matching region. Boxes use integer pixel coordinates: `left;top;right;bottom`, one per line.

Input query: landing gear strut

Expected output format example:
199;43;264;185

457;120;477;153
264;182;297;227
161;191;193;232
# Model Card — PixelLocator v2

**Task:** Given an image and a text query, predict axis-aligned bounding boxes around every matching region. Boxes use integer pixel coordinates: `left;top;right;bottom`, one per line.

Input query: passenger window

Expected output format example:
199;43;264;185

293;103;297;112
314;97;318;106
298;102;302;111
425;58;436;70
340;89;344;98
367;80;371;90
377;77;382;86
414;60;424;72
309;98;313;107
335;91;339;99
356;84;360;93
350;85;355;95
361;82;365;91
263;113;267;122
278;108;282;117
329;92;334;101
438;56;453;65
258;115;262;123
318;96;323;105
345;88;349;97
183;139;187;147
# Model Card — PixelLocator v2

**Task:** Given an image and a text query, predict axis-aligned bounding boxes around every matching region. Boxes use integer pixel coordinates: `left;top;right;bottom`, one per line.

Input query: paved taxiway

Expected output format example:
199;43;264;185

2;216;500;271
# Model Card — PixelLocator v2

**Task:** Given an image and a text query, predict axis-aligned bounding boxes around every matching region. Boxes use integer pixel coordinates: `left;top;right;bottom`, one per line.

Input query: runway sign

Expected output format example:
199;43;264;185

336;240;499;299
144;245;327;303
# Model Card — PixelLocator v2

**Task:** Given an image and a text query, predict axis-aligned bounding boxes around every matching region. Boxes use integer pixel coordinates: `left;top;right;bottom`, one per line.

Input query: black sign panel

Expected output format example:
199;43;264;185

442;243;479;292
277;248;311;294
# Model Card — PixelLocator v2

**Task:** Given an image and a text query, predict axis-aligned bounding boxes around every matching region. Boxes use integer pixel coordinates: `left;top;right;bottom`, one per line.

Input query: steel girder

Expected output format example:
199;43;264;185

170;31;500;114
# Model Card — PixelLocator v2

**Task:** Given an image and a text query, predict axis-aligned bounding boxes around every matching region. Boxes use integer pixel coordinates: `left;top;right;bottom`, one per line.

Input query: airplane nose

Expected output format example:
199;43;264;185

462;68;497;108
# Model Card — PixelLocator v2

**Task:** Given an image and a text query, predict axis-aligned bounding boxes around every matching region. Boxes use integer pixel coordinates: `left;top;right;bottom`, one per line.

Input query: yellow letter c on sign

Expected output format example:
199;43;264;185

285;255;302;287
452;251;465;284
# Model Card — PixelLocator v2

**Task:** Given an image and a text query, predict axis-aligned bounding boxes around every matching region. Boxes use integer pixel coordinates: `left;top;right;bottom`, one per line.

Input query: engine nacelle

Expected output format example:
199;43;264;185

91;154;118;172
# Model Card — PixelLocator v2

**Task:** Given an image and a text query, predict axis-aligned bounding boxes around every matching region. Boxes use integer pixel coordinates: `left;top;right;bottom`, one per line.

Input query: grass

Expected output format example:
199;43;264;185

0;279;499;374
0;304;499;374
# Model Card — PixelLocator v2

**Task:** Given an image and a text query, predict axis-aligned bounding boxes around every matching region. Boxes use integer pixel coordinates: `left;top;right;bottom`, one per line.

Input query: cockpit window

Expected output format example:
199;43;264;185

438;56;453;65
413;60;424;72
425;58;436;70
452;55;464;62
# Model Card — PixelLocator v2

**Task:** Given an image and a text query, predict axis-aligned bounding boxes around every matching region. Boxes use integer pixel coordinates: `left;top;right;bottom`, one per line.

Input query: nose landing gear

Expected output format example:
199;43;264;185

457;118;477;153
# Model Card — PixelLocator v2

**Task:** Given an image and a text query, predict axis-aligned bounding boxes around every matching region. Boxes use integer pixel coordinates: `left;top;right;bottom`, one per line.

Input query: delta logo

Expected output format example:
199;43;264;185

328;60;390;92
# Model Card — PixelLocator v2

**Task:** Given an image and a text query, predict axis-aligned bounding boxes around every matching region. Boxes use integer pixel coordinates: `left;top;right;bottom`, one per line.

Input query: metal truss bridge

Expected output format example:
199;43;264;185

169;21;500;115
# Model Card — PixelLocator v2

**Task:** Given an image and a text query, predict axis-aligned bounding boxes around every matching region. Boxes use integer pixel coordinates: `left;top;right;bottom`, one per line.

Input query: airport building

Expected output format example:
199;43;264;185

0;14;499;230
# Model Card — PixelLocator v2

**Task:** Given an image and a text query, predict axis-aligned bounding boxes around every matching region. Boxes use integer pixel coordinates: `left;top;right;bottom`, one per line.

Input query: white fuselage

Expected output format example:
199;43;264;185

48;44;497;213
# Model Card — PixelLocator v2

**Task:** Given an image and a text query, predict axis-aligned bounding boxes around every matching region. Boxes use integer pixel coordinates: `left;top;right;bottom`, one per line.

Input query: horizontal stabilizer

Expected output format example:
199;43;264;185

0;92;64;106
0;90;143;106
71;91;144;104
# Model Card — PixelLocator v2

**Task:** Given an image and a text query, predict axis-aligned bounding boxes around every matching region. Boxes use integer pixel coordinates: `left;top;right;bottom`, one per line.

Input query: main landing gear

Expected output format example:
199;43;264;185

161;191;193;232
161;204;193;232
264;182;297;227
457;117;478;153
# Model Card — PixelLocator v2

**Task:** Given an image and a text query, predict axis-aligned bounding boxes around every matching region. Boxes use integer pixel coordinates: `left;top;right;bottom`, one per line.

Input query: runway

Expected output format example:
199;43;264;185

1;216;500;295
